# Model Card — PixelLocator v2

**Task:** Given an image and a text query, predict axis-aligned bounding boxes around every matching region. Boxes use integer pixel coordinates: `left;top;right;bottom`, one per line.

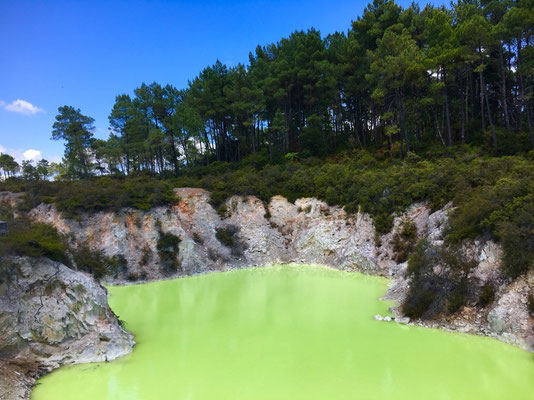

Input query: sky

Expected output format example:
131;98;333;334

0;0;447;164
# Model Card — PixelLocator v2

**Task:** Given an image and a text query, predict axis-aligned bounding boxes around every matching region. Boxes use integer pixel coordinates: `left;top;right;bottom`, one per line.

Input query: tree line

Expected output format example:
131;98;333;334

2;0;533;180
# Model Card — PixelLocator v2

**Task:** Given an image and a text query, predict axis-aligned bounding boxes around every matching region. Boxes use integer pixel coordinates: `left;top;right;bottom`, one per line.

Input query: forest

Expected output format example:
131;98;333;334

1;0;533;180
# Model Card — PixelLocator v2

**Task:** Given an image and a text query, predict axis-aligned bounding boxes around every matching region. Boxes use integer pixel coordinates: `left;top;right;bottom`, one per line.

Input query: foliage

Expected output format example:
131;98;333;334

215;225;247;257
72;245;121;280
0;176;176;217
0;218;67;263
156;230;181;274
16;0;531;179
392;220;417;263
52;106;95;179
0;215;126;281
0;153;20;179
140;245;152;265
3;148;534;281
403;239;477;319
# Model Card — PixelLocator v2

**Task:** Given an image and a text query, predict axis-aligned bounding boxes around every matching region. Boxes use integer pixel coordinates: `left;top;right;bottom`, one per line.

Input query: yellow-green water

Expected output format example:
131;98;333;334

32;265;533;400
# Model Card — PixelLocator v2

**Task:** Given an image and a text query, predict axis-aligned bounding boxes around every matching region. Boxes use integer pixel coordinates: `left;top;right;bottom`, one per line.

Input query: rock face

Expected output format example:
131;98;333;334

27;188;533;352
2;187;532;398
0;257;134;399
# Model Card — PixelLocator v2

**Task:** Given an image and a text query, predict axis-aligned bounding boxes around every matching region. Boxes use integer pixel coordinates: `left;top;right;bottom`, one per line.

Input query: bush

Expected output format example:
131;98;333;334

3;148;534;286
72;245;118;280
156;231;181;274
403;239;476;319
215;225;247;257
392;220;417;262
0;218;67;263
1;176;176;217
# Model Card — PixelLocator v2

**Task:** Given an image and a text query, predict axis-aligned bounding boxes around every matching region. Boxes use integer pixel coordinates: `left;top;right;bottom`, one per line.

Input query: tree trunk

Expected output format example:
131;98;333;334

498;45;511;134
480;69;485;132
443;69;452;146
480;70;497;148
397;90;410;153
433;106;446;146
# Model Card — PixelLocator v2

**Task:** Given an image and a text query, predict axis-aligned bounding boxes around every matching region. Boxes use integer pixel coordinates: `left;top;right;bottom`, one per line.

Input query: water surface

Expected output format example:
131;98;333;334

33;265;534;399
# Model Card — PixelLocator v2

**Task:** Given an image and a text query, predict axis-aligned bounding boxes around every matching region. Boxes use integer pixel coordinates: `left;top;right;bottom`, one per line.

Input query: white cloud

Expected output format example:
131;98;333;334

4;99;44;115
23;149;41;160
0;101;5;108
0;145;52;164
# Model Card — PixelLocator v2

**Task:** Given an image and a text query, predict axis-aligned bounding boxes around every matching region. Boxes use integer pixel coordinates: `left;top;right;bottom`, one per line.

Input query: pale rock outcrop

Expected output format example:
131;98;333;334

27;188;533;351
487;275;534;348
0;257;134;399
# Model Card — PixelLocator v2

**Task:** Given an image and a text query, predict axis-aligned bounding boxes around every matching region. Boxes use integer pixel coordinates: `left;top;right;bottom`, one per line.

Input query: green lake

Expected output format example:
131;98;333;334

32;265;534;400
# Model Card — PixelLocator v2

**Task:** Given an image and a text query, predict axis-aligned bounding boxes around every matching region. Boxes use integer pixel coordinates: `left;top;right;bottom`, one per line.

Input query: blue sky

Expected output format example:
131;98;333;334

0;0;446;164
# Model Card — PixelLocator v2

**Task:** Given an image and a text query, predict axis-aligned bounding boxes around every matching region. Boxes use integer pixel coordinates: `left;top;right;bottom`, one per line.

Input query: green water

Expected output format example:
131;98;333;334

33;265;533;400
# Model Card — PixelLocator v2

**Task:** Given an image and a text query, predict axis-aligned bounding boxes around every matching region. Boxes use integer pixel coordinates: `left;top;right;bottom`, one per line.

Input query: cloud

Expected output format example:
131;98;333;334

4;99;44;115
23;149;41;160
0;144;54;164
0;101;5;108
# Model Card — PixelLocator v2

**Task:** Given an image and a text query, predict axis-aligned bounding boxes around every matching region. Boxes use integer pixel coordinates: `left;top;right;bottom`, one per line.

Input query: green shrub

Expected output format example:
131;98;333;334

403;239;476;319
215;226;235;247
3;148;534;285
127;273;139;281
156;231;181;274
392;220;417;262
1;176;176;217
72;245;117;280
217;204;229;219
0;218;67;263
215;225;247;257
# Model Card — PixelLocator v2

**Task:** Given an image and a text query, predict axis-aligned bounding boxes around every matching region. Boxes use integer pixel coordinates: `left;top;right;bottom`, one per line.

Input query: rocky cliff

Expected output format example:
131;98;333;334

0;257;134;399
1;187;532;398
29;188;533;351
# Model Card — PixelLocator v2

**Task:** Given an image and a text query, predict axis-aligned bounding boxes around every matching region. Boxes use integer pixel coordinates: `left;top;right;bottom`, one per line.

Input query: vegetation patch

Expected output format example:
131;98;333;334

392;220;417;263
403;239;477;319
72;246;124;280
0;217;68;263
215;225;247;257
156;230;181;274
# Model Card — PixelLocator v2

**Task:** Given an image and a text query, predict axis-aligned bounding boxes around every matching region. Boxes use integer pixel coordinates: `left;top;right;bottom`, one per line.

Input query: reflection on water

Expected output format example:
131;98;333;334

33;265;534;400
